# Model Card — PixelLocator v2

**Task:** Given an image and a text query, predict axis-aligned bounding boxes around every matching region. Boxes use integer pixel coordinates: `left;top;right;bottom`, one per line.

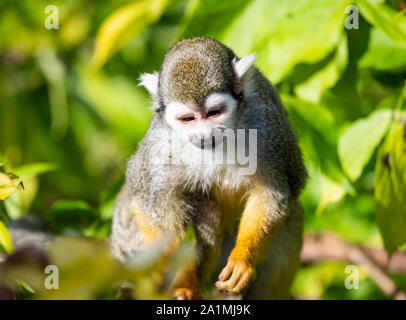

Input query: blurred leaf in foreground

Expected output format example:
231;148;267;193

339;109;392;182
0;220;13;254
375;117;406;254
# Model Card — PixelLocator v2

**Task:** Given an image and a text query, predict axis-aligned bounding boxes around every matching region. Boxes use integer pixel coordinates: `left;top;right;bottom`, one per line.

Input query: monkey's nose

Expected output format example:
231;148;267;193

188;135;216;149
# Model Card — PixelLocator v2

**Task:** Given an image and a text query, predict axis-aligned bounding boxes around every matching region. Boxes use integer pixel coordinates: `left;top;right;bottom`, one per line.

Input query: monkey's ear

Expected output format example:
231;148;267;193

139;72;159;98
233;52;257;80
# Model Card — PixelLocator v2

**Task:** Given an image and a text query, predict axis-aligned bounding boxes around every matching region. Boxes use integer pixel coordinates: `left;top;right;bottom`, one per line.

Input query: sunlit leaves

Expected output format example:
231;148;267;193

359;26;406;71
356;0;406;46
374;118;406;254
339;109;392;181
180;0;352;83
315;175;346;215
179;0;252;39
91;0;170;68
282;95;353;195
358;4;406;72
295;32;348;103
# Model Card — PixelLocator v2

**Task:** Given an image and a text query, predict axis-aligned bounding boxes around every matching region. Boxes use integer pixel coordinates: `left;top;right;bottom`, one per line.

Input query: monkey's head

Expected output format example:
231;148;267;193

139;37;256;149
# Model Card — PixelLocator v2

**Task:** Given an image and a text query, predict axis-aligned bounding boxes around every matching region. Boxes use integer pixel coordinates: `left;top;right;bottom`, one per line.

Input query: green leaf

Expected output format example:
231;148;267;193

359;26;406;71
224;0;351;83
0;220;13;254
180;0;351;83
374;119;406;254
295;32;348;102
46;200;99;234
4;191;22;220
91;0;170;68
315;174;346;215
13;162;58;179
282;94;337;145
179;0;252;39
282;95;353;193
338;109;392;181
0;171;22;200
357;0;406;46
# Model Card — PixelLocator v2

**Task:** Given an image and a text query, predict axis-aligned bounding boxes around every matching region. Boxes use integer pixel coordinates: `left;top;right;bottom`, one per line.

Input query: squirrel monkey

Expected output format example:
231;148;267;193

111;37;307;299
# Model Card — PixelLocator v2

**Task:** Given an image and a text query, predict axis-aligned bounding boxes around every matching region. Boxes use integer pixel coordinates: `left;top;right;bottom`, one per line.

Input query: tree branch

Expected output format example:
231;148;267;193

301;232;406;300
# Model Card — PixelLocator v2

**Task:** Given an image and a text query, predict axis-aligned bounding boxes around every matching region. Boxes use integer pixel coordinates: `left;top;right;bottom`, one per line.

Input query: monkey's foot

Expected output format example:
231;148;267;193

171;287;202;300
169;266;202;300
215;258;256;296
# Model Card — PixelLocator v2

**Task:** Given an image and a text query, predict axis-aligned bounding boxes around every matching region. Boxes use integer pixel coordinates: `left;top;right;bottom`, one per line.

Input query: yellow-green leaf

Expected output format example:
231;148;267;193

338;109;392;181
375;119;406;254
0;171;22;200
91;0;169;68
0;220;13;254
315;174;346;215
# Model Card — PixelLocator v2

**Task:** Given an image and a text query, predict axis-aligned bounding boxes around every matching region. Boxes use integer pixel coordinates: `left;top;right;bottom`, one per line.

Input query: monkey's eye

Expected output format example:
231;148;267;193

206;108;223;118
179;116;195;122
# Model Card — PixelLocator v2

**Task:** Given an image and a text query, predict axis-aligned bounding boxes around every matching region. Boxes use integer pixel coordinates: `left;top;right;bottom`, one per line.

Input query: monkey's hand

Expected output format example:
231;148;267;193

215;251;256;296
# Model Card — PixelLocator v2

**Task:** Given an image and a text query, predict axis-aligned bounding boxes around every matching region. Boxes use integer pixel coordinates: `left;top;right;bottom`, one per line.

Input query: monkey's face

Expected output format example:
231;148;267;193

164;92;238;149
138;38;257;150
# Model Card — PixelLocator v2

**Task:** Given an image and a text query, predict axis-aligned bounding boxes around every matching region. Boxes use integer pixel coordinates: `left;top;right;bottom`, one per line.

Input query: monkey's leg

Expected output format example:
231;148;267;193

111;185;201;299
191;198;223;296
215;187;281;296
169;197;223;300
169;264;202;300
135;211;201;300
137;212;202;300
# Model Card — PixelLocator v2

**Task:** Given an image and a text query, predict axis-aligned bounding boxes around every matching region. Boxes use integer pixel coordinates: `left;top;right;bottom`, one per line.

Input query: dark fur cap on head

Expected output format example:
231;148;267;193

139;37;257;114
158;37;237;109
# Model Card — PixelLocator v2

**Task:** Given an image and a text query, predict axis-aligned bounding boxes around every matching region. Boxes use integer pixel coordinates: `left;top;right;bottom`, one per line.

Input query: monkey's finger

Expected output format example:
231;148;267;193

230;269;255;295
215;265;243;291
218;260;235;281
225;266;244;288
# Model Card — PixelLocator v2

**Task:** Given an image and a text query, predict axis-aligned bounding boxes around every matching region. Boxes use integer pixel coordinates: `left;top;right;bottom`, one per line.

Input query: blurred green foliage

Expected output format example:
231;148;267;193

1;0;406;299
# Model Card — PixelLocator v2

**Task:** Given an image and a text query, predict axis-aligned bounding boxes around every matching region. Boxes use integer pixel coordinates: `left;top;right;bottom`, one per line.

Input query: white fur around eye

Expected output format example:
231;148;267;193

205;93;237;111
164;101;194;133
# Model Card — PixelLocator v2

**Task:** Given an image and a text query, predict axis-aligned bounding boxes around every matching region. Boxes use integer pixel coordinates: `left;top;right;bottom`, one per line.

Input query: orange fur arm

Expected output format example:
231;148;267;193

229;188;276;265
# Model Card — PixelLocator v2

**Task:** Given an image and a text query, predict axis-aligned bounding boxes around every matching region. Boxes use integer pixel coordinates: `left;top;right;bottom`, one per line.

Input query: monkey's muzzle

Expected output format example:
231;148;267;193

188;134;223;150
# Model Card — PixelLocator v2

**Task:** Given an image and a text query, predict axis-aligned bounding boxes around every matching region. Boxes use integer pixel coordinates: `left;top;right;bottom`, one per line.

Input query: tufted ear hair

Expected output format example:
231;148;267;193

138;71;159;99
232;52;257;80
